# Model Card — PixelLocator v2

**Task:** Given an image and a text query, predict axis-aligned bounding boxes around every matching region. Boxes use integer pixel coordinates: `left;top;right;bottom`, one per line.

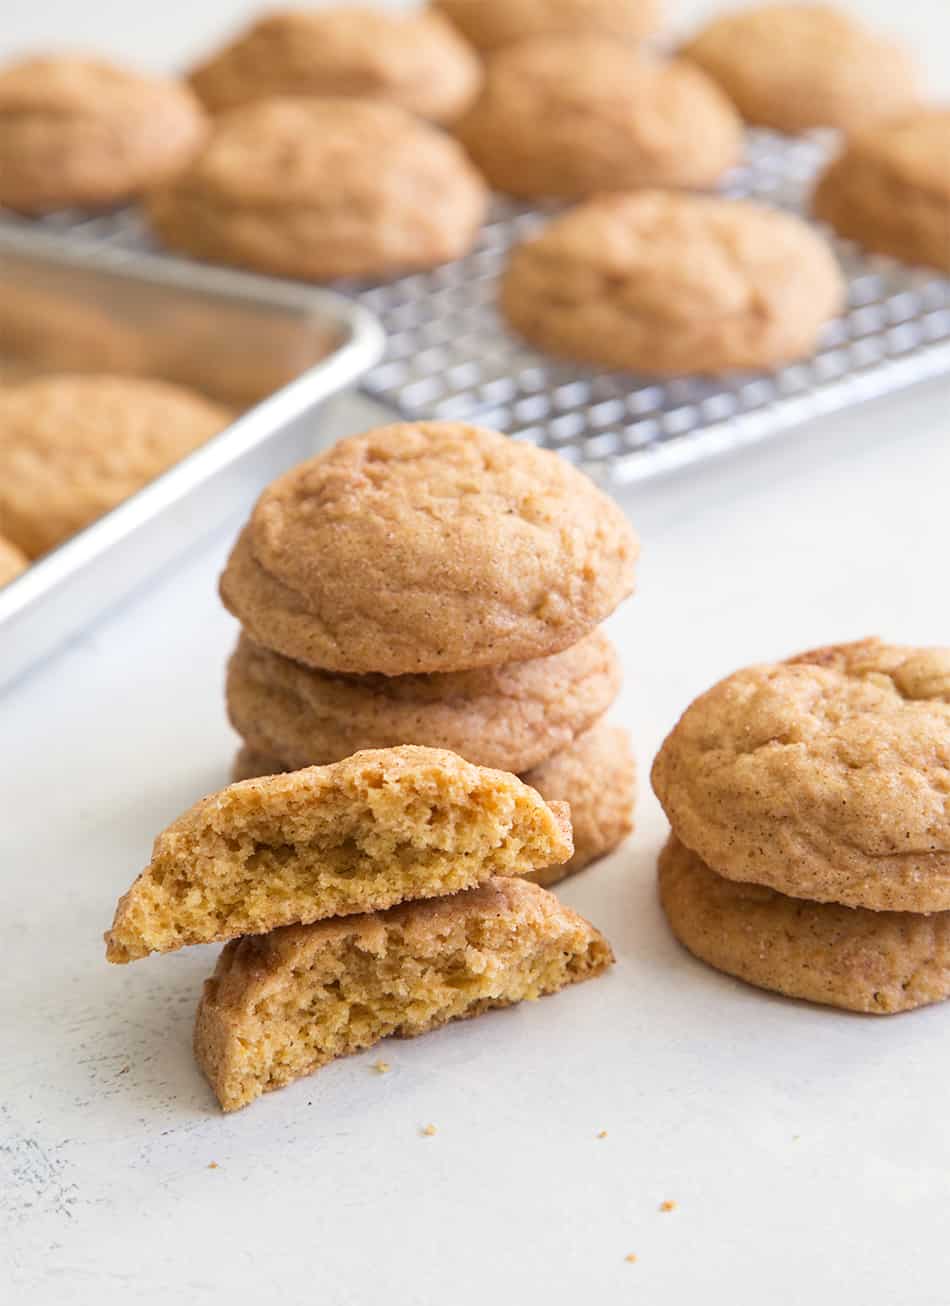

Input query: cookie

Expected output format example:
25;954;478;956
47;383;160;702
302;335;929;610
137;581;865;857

523;722;636;886
434;0;661;51
146;98;487;282
0;535;28;587
659;836;950;1015
226;628;622;775
220;421;638;675
502;192;844;375
453;36;741;199
194;875;614;1110
105;746;573;963
651;639;950;914
0;284;144;378
813;110;950;274
0;55;206;214
230;721;636;887
0;375;230;558
189;7;481;123
680;4;918;134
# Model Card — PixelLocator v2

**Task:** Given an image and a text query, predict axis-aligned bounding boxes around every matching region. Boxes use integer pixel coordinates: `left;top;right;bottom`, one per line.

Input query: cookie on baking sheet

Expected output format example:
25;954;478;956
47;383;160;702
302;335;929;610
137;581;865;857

226;628;622;775
105;746;574;963
146;98;487;282
0;56;206;214
651;639;950;914
219;422;638;675
189;7;481;123
502;192;843;375
680;4;918;134
659;836;950;1015
433;0;663;50
522;721;636;887
0;375;230;558
195;875;613;1110
0;284;145;378
453;35;741;199
0;535;27;587
813;110;950;274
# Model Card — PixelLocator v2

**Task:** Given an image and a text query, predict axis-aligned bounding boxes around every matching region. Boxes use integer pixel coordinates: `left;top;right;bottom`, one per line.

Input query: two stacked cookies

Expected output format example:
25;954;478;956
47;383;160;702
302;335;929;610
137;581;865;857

220;420;639;885
652;639;950;1015
106;746;614;1110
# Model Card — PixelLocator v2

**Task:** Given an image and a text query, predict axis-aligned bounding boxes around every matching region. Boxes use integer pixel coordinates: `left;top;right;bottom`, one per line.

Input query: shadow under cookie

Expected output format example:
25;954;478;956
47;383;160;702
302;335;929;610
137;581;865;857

658;835;950;1015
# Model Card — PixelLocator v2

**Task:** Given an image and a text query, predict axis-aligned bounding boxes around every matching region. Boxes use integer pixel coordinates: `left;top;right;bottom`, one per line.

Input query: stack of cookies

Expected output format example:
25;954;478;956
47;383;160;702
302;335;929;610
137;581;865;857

652;639;950;1015
105;745;614;1111
219;419;640;887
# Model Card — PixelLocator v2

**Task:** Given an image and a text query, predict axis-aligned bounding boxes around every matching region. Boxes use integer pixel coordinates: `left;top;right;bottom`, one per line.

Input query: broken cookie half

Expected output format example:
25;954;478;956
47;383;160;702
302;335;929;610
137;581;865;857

105;746;573;963
195;876;613;1111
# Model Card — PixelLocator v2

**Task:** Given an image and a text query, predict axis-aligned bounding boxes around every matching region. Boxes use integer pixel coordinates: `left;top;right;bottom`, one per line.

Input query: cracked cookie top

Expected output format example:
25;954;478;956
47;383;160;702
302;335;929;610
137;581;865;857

651;639;950;912
220;421;638;675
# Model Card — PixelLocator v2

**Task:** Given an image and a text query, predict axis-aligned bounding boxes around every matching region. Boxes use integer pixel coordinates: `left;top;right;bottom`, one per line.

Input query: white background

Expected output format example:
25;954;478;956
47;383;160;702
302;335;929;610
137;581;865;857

2;3;950;1304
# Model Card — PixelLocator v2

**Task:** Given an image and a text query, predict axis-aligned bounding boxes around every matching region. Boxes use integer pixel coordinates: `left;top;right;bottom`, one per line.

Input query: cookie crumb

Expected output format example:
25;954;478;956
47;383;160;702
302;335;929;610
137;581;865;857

422;1124;437;1137
660;1200;677;1212
625;1254;638;1264
597;1130;608;1139
118;1065;130;1075
208;1162;219;1170
373;1059;390;1074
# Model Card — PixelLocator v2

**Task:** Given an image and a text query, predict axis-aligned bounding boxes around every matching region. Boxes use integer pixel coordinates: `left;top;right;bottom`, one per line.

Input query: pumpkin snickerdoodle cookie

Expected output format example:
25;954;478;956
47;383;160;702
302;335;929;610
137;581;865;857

659;836;950;1015
522;721;636;886
219;422;638;675
652;639;950;914
226;628;622;775
453;35;741;199
502;192;844;375
195;875;613;1110
105;746;573;963
0;375;230;558
0;535;28;587
680;4;919;134
189;7;481;124
147;98;487;282
433;0;663;51
0;55;206;214
813;109;950;274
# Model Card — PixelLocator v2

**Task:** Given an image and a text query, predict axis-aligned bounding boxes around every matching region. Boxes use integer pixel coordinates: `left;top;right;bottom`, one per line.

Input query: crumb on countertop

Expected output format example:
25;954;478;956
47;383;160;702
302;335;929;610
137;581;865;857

625;1254;638;1264
597;1130;608;1139
660;1200;677;1212
373;1059;391;1074
118;1065;130;1075
208;1162;219;1170
422;1124;437;1136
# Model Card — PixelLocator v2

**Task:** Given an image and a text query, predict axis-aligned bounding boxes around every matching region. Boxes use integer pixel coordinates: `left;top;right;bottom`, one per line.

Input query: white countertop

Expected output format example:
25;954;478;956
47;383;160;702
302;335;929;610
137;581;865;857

3;4;950;1304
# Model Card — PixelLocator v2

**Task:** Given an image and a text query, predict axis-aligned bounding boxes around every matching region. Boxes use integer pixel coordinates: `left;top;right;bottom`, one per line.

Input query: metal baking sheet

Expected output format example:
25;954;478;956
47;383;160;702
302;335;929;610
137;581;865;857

9;128;947;487
0;229;384;690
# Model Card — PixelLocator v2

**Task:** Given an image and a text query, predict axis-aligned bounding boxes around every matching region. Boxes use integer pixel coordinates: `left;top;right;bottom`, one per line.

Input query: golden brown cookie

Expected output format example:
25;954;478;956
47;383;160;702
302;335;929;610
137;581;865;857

226;629;622;775
189;7;481;123
502;192;844;375
659;835;950;1015
220;421;638;675
0;284;145;378
813;109;950;274
433;0;662;50
453;36;741;199
652;639;950;914
146;98;487;282
523;721;635;886
195;875;613;1110
680;4;918;134
232;746;288;782
105;746;573;963
0;535;27;587
0;55;207;214
0;375;230;558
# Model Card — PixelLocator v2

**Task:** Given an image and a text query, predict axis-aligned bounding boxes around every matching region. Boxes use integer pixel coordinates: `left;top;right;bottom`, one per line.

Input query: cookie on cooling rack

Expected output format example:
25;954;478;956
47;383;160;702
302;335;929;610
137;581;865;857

146;98;487;281
813;109;950;274
680;4;919;134
189;7;481;124
0;56;207;214
433;0;663;50
502;191;844;375
453;35;741;199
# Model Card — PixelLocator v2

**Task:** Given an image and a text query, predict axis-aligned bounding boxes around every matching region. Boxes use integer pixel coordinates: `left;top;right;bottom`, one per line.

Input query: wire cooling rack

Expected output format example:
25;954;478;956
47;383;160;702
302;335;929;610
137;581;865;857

6;130;950;486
